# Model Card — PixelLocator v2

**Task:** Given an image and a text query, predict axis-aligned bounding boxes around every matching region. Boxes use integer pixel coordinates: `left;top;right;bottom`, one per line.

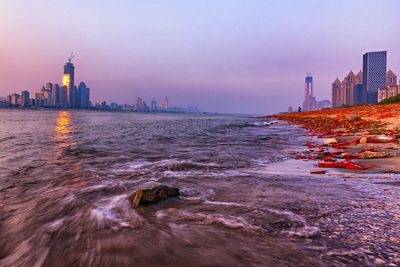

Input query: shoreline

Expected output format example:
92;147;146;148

264;104;400;175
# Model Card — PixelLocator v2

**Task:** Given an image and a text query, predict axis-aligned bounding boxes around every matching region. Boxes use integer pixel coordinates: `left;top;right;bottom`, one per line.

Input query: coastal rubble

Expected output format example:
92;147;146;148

359;151;390;159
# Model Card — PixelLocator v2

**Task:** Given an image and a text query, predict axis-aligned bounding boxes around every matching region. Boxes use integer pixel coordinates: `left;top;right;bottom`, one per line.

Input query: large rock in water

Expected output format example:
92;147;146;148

132;185;179;208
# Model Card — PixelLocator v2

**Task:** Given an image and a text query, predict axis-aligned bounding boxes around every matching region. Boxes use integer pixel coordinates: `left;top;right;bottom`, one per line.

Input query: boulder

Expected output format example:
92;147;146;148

132;185;179;208
359;137;368;144
323;138;338;146
359;151;390;159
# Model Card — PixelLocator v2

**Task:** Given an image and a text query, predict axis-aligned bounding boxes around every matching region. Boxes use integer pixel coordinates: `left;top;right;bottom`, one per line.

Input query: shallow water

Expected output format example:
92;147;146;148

0;109;399;266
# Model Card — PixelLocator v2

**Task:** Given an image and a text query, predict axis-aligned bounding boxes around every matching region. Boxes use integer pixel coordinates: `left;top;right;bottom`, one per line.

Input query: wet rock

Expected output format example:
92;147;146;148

132;185;179;208
359;151;390;159
324;138;338;146
359;137;368;144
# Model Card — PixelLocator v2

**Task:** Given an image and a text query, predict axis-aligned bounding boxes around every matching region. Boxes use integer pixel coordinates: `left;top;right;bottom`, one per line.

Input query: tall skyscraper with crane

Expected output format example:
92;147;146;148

63;53;75;107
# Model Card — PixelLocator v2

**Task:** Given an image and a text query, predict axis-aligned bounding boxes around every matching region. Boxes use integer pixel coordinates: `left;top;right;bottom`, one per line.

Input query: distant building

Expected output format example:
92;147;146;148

302;74;316;111
343;71;356;105
21;91;30;107
332;78;341;108
136;97;144;111
52;84;60;106
60;86;68;106
375;71;398;103
151;100;157;112
386;69;397;86
78;82;90;109
317;100;331;110
363;51;387;104
353;84;364;104
164;97;169;111
288;106;293;113
35;92;44;107
378;88;387;103
10;93;20;106
332;70;365;108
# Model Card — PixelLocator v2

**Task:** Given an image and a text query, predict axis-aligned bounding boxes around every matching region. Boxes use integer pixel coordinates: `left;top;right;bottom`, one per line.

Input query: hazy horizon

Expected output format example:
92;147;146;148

1;0;399;114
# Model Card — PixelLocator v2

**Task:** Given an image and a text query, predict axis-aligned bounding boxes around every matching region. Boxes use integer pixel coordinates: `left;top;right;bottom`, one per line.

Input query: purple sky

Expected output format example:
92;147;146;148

0;0;399;114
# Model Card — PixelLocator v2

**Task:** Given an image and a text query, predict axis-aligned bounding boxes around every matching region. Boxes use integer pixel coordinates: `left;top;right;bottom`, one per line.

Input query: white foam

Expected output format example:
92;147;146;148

90;194;146;229
47;218;65;232
155;208;260;231
268;208;321;237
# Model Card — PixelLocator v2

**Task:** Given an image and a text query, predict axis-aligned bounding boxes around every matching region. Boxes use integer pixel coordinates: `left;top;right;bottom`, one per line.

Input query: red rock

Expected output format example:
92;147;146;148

310;170;326;174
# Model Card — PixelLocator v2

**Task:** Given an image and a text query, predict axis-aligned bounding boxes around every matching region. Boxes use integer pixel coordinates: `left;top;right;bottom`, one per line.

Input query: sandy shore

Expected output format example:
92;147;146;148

264;104;400;174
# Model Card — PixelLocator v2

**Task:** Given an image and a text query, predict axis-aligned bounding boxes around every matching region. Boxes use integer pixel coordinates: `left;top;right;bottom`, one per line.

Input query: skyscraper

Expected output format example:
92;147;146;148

164;97;169;111
363;51;387;104
45;82;53;106
21;91;30;107
52;84;60;106
302;73;316;111
63;59;75;108
78;82;90;109
60;86;68;106
331;78;341;108
343;71;356;105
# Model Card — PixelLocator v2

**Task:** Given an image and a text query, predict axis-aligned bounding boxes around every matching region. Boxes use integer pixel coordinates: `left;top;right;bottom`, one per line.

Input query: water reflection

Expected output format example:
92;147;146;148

54;111;77;151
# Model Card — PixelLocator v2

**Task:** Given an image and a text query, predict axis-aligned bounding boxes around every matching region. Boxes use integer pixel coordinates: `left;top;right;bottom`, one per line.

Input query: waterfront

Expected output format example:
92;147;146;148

0;110;400;266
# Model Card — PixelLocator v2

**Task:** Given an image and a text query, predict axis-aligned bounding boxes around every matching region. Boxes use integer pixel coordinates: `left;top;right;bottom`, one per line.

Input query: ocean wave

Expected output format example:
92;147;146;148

267;208;321;238
90;194;146;229
246;121;279;127
155;208;261;232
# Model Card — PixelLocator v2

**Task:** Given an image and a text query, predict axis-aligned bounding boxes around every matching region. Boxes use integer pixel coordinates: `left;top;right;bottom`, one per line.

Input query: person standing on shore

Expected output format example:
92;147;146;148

298;106;302;112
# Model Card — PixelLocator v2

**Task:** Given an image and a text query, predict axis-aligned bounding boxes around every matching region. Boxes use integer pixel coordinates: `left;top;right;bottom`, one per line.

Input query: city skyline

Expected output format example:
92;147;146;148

0;1;399;114
1;57;195;112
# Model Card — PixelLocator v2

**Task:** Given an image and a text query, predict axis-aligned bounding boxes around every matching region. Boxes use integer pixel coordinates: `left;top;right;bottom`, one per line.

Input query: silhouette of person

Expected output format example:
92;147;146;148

298;106;302;112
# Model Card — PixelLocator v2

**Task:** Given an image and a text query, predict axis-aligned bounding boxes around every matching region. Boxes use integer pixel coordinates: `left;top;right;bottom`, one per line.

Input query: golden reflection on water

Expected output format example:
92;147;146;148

53;111;87;189
54;111;77;150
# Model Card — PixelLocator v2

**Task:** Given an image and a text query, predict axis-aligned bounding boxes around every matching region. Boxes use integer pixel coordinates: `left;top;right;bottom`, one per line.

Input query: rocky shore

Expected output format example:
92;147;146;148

265;104;400;175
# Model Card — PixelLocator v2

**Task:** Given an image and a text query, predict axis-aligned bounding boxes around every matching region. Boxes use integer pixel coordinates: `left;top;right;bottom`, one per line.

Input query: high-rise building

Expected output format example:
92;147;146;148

332;78;341;108
78;82;90;109
46;82;53;91
164;97;169;111
60;86;68;106
302;74;316;111
52;84;60;106
10;93;20;106
151;100;157;112
343;71;356;105
353;84;364;104
332;71;364;108
386;70;397;86
363;51;387;104
44;90;52;106
21;91;30;107
355;70;363;85
63;59;75;107
45;82;53;106
35;92;44;107
136;97;144;111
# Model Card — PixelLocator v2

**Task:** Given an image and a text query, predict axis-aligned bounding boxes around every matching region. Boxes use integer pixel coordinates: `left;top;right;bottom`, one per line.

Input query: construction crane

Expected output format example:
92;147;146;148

68;52;74;63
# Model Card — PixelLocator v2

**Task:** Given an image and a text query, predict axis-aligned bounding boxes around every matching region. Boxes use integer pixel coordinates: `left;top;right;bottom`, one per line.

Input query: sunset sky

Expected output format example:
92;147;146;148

0;0;399;114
